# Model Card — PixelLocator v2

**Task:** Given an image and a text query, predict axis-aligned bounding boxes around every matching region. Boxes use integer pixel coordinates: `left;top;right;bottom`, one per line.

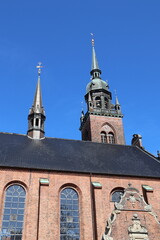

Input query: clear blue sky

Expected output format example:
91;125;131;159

0;0;160;155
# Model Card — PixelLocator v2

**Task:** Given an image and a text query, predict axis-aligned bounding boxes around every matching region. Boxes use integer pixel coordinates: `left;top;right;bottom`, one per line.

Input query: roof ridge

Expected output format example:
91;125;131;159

0;132;26;137
135;146;159;162
0;132;138;148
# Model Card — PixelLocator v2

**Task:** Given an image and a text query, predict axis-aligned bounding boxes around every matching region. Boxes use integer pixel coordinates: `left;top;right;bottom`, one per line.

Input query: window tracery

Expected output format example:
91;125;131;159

60;188;80;240
101;131;107;143
107;132;115;144
1;184;26;240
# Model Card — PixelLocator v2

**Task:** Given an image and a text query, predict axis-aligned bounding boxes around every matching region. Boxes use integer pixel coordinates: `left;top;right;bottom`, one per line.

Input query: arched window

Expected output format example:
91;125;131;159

60;188;80;240
111;189;124;203
95;96;101;108
101;131;107;143
107;132;115;144
1;184;26;240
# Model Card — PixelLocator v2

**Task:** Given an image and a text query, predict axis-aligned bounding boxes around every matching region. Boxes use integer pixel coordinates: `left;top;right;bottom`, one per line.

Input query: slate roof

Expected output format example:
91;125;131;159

0;132;159;178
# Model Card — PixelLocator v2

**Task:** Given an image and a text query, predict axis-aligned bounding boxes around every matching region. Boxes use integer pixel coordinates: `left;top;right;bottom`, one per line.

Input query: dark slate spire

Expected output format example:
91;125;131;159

27;63;46;139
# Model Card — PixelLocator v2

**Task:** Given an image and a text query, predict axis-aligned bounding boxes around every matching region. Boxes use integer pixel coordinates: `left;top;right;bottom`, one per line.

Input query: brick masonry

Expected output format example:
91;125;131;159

82;114;125;144
0;168;160;240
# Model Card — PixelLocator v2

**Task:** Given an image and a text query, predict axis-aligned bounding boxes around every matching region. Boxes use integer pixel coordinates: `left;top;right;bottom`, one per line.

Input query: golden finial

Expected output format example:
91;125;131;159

90;33;95;47
36;62;43;76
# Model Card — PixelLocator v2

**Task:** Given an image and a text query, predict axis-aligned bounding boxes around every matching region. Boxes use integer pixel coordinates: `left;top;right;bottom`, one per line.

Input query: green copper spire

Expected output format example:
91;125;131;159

90;36;101;79
92;45;99;70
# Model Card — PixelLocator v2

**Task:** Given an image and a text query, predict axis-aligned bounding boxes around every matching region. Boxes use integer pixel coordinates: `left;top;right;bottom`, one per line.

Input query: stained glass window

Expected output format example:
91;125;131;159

0;185;26;240
60;188;80;240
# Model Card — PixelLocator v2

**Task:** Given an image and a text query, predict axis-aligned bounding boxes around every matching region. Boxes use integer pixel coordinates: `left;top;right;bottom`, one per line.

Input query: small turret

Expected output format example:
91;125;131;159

27;63;46;139
115;96;122;114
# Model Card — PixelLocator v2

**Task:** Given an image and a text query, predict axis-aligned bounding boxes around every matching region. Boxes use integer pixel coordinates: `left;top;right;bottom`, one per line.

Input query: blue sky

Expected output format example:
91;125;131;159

0;0;160;155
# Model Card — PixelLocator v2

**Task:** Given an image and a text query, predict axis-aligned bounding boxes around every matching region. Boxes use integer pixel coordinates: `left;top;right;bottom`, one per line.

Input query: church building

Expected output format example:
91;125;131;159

0;39;160;240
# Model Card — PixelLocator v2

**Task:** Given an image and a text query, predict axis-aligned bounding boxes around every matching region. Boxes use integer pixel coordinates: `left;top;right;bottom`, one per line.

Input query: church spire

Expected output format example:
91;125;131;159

90;35;101;79
31;63;45;115
80;38;125;145
115;91;122;114
27;63;46;140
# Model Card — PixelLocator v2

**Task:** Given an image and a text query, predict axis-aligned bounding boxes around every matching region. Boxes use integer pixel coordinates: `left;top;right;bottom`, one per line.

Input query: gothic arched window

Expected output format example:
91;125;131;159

1;184;26;240
101;131;107;143
107;132;115;144
60;188;80;240
111;188;124;203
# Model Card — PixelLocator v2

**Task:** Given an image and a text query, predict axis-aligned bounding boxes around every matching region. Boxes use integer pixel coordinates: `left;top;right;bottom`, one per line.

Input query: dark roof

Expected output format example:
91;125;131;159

0;132;159;178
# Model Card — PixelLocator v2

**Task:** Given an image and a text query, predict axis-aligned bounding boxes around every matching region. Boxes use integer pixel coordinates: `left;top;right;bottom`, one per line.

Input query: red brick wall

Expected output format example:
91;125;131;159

82;115;125;144
0;168;159;240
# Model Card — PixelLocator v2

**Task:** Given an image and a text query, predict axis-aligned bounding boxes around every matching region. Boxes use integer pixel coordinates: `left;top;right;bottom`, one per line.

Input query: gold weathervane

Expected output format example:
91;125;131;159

36;62;43;76
90;33;95;47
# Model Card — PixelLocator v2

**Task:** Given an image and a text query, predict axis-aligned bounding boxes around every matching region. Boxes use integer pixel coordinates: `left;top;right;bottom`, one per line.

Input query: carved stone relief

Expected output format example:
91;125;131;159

128;214;149;240
102;184;160;240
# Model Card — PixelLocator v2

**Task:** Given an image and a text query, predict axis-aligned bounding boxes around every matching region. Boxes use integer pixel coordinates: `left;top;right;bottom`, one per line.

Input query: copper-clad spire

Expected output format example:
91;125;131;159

90;34;101;78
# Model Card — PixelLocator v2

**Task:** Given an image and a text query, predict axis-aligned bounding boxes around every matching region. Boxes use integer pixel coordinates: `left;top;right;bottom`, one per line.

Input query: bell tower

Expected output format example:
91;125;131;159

80;39;125;145
27;63;46;140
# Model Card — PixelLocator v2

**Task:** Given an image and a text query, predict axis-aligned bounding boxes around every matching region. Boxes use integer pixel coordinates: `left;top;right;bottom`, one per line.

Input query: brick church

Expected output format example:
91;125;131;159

0;39;160;240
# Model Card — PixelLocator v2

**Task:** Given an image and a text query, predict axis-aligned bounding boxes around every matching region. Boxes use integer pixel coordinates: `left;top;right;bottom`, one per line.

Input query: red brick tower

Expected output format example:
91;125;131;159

80;39;125;144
